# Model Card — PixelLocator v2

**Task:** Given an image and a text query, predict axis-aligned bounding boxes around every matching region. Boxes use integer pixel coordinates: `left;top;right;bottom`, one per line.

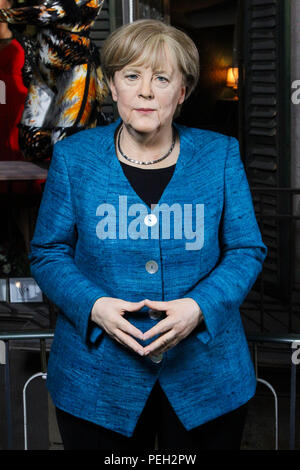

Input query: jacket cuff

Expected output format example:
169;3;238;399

89;325;103;343
183;293;213;344
77;292;106;345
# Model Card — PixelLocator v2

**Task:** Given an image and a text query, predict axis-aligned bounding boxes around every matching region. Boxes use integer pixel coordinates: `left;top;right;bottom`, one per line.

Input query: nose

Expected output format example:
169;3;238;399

138;76;154;100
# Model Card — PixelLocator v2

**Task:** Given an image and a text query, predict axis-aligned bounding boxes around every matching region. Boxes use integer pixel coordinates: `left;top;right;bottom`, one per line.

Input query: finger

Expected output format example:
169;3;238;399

117;316;144;340
144;299;168;311
143;316;174;341
122;300;145;312
144;330;178;355
115;329;145;356
111;333;130;350
112;334;142;356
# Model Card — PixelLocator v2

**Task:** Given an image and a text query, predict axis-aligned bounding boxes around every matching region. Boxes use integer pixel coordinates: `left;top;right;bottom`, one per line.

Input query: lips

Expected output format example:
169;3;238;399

135;108;155;112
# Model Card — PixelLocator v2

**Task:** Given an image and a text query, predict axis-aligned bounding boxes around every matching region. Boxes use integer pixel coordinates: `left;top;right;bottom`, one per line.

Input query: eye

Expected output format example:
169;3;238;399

125;74;139;80
156;76;169;83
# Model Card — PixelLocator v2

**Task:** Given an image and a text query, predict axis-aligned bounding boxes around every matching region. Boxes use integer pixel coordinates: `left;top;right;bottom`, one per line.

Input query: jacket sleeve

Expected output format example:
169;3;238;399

28;143;107;344
0;0;103;25
183;136;267;345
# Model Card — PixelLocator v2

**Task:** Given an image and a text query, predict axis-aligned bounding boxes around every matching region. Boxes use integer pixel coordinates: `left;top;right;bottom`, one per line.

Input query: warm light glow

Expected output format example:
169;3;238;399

226;67;239;89
15;281;21;288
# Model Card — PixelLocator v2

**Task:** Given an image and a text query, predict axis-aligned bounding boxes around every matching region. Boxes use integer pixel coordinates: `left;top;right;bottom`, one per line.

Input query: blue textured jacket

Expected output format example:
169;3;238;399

28;118;267;438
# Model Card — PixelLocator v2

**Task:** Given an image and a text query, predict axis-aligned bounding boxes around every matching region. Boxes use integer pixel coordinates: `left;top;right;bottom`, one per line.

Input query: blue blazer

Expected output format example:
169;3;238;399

29;118;267;437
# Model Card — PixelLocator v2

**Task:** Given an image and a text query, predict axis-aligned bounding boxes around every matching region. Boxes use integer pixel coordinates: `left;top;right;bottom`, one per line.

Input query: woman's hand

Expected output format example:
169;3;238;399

142;298;203;356
91;297;146;356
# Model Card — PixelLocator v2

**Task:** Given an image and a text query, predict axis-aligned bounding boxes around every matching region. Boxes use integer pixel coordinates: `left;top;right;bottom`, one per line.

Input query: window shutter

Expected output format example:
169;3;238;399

239;0;292;329
91;0;114;118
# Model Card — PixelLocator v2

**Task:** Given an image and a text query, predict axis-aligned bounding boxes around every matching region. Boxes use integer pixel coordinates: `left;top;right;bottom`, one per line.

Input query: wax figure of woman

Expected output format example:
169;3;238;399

0;0;108;161
29;20;268;450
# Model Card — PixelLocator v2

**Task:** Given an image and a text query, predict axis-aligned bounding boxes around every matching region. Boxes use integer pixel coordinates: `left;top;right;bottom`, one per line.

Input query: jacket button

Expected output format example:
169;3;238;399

144;214;157;226
149;352;163;363
145;260;158;274
148;308;162;320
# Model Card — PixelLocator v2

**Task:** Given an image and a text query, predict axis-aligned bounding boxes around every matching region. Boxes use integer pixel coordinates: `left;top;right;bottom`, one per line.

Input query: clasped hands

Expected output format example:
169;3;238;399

91;297;203;357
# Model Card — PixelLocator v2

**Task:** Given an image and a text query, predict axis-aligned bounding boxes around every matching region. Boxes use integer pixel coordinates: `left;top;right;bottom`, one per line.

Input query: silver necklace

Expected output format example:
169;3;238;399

117;125;176;166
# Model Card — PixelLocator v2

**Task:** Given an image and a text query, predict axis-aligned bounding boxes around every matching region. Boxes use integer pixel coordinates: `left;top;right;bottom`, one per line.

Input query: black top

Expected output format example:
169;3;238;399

120;161;176;208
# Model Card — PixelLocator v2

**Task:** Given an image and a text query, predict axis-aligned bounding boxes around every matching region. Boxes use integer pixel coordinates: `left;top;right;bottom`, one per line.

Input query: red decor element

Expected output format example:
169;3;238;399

0;39;46;194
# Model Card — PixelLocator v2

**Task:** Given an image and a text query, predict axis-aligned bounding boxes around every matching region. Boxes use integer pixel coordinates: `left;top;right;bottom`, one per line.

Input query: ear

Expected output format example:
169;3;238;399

109;77;118;102
178;85;186;105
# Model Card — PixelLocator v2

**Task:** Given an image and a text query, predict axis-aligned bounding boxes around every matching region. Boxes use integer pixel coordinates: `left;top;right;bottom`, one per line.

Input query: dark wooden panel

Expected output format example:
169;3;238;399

239;0;291;303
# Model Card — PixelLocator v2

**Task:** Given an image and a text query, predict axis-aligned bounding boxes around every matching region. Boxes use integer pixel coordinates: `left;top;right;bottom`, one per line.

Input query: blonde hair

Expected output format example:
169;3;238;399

101;19;200;101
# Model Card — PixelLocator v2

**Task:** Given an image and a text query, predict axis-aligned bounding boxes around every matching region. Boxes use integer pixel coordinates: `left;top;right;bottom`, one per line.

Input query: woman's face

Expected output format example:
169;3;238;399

109;47;186;135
